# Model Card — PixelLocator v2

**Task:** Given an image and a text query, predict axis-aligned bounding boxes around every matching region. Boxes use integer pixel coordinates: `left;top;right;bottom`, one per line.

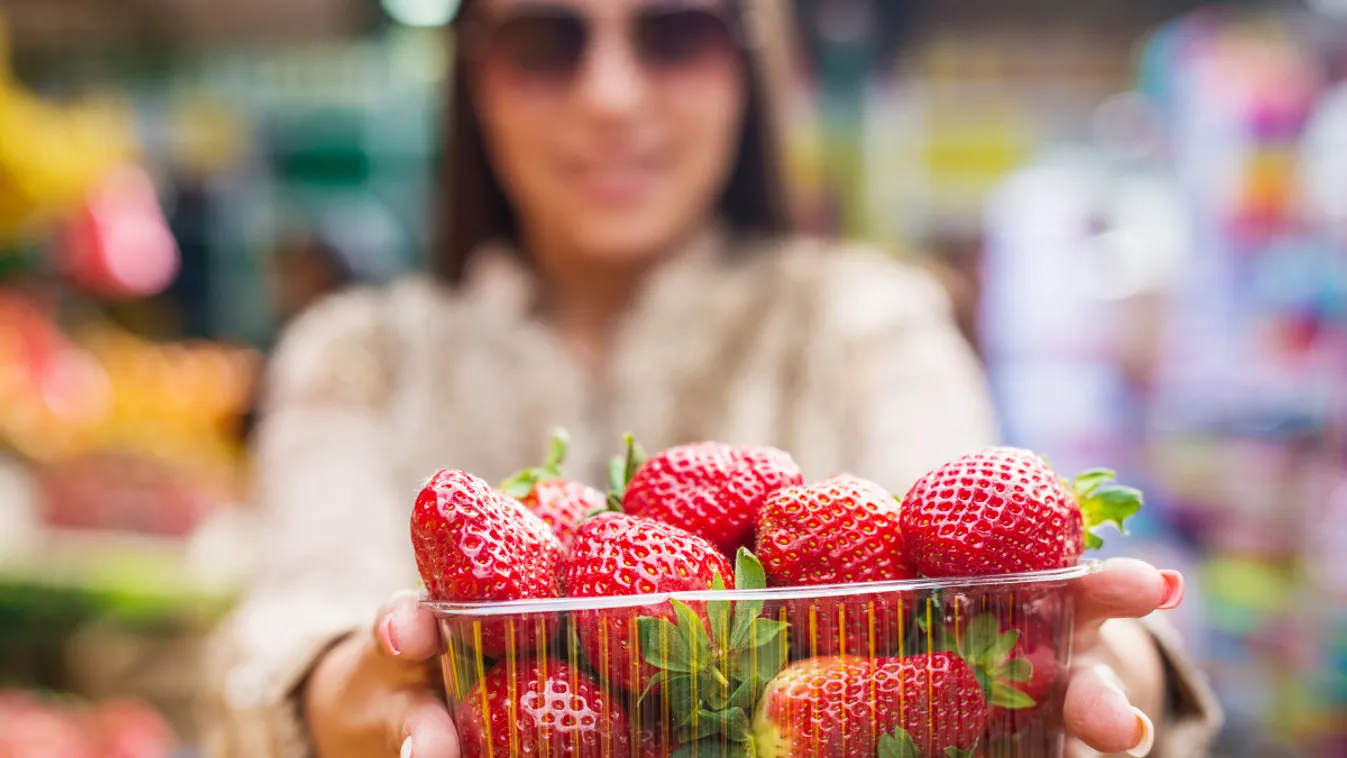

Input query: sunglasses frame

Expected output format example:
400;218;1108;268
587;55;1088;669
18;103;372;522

455;1;752;75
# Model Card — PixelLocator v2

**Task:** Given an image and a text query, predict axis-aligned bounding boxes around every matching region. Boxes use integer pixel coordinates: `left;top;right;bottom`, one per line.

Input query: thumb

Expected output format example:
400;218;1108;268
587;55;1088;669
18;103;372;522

385;689;459;758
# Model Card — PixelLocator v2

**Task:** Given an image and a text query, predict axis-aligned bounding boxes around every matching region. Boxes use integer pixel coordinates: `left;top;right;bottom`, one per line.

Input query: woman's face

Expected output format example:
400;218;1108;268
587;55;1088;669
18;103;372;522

470;0;746;265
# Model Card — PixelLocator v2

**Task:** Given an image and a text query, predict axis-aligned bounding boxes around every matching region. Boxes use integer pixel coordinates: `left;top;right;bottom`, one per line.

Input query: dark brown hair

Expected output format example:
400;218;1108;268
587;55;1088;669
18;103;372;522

434;0;792;285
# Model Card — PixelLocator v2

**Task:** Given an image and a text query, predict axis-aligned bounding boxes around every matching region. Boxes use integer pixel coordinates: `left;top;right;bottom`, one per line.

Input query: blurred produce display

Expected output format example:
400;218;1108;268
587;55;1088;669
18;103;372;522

980;7;1347;756
0;17;138;248
0;689;176;758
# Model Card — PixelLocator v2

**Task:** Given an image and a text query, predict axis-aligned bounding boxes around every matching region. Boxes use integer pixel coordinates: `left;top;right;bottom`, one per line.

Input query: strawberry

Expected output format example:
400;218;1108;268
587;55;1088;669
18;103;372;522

411;469;563;657
636;725;672;758
456;657;630;758
752;653;988;758
500;428;606;552
756;475;915;657
899;448;1143;577
617;439;803;556
562;513;790;753
929;607;1063;740
561;512;735;693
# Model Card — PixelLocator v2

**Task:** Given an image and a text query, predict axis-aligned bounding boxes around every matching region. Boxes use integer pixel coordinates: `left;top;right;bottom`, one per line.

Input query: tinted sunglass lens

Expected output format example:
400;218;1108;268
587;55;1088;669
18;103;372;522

494;11;588;76
636;8;736;68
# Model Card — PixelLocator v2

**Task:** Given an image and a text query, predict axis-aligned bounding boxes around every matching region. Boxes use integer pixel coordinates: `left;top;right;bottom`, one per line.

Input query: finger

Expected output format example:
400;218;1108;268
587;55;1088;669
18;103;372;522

1064;739;1103;758
374;591;443;663
387;690;459;758
1074;559;1182;643
1062;664;1155;757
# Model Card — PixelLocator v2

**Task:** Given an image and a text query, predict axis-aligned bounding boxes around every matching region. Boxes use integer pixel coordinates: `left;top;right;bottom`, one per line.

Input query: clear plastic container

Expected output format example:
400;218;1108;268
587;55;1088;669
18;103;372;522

426;562;1096;758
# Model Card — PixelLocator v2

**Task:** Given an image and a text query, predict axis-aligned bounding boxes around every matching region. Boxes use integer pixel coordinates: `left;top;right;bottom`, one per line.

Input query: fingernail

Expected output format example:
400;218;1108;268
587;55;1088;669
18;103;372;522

1158;570;1185;610
401;736;414;758
1093;664;1127;694
1126;708;1154;757
379;615;401;657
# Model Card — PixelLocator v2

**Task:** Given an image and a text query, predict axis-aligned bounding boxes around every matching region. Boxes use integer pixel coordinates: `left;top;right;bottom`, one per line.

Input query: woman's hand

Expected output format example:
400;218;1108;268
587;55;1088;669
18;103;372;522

304;591;459;758
1064;558;1185;757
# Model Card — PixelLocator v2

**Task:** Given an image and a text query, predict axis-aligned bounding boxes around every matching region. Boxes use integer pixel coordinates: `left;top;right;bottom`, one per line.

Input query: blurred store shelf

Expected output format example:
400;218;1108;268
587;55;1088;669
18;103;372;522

0;0;364;53
0;509;255;622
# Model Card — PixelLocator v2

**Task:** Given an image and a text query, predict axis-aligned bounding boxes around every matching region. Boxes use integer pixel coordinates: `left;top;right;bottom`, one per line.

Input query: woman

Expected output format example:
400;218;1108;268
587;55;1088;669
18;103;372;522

205;1;1221;756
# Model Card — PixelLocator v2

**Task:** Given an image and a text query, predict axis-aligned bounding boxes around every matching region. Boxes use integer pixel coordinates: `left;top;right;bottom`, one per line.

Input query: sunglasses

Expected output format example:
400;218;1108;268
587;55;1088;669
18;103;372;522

462;3;742;82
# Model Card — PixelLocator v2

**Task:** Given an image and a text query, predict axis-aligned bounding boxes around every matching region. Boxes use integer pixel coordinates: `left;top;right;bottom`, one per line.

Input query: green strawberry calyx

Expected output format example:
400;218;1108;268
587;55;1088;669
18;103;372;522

499;426;571;499
878;728;975;758
1069;468;1144;551
929;613;1036;711
638;548;789;750
605;432;647;511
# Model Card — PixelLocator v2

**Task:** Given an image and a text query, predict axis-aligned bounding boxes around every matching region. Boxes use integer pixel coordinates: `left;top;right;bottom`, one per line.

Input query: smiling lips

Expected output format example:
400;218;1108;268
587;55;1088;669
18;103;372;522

564;153;665;207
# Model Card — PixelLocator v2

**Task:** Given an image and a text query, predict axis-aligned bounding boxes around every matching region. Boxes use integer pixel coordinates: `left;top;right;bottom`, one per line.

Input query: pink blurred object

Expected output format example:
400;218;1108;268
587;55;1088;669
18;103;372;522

0;691;175;758
37;452;216;537
89;698;177;758
0;693;93;758
60;166;180;300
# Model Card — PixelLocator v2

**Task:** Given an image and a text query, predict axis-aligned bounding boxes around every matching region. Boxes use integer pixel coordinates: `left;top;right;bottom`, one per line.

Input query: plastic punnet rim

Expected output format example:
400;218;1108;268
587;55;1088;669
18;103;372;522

421;560;1099;618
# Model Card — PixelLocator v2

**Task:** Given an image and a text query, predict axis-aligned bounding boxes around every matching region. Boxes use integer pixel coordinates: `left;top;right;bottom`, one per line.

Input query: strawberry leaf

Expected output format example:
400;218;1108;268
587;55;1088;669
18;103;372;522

972;667;993;698
680;707;751;742
709;573;732;650
640;617;693;673
878;729;920;758
698;667;731;710
607;433;647;509
926;617;959;655
1071;468;1144;550
989;682;1037;710
666;674;695;719
672;600;713;672
729;550;770;649
1079;483;1144;551
734;548;766;589
1072;468;1117;499
747;618;788;648
979;629;1020;669
670;739;750;758
729;603;766;649
962;614;1001;662
498;471;538;499
500;428;570;498
999;658;1034;683
640;671;670;703
727;677;758;711
649;553;791;753
737;643;788;690
543;427;570;471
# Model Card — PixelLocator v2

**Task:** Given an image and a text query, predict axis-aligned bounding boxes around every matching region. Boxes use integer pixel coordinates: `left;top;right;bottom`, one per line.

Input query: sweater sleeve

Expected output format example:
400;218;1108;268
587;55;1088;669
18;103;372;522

835;256;1000;493
201;289;420;758
1142;614;1225;756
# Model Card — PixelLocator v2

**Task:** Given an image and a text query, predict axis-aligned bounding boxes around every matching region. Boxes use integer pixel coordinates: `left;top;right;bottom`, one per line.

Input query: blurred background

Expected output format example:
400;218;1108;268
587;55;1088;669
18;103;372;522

0;0;1345;756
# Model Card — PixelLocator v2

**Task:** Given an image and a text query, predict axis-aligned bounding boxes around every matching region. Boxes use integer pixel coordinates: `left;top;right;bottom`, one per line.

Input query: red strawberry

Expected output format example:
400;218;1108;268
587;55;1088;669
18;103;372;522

619;440;803;556
411;469;563;657
456;657;630;758
561;512;734;692
636;726;672;758
900;447;1143;577
752;652;988;758
500;428;606;552
935;607;1063;739
756;475;915;656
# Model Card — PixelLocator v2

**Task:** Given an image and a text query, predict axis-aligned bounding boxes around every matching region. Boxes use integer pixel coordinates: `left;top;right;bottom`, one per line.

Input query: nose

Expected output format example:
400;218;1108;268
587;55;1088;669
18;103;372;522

573;29;649;119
